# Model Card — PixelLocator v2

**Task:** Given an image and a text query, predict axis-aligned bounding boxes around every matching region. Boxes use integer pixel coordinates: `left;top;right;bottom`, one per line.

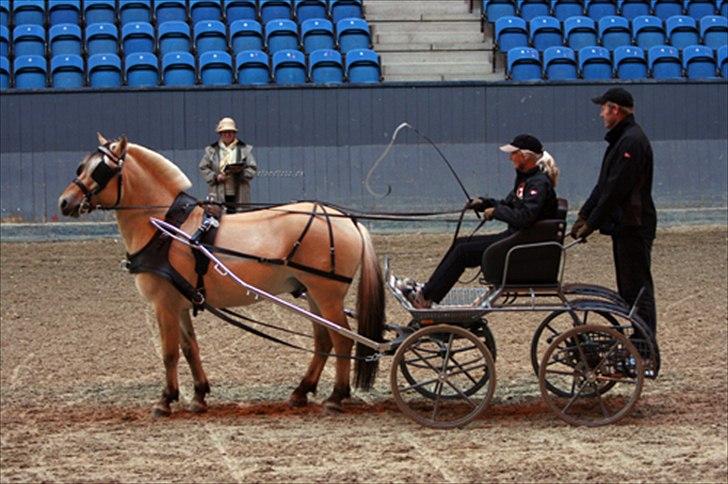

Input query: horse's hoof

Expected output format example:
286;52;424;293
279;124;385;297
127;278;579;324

189;400;208;414
288;393;308;408
151;404;171;418
323;400;343;413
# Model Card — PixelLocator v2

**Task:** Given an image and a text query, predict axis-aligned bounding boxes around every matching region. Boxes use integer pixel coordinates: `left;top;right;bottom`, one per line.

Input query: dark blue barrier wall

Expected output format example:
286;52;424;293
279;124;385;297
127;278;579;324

1;81;726;222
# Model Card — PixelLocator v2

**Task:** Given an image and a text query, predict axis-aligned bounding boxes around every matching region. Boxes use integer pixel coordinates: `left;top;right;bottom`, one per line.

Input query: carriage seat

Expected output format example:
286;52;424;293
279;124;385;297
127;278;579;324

481;198;568;287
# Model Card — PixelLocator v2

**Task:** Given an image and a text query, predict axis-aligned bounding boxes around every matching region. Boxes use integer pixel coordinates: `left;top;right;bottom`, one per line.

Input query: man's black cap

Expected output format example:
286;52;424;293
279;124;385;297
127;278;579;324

591;87;634;108
499;134;544;154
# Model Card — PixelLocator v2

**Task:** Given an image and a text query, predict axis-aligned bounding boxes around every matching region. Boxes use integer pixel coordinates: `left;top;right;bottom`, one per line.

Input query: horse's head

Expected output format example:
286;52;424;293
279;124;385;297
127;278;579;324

58;133;128;217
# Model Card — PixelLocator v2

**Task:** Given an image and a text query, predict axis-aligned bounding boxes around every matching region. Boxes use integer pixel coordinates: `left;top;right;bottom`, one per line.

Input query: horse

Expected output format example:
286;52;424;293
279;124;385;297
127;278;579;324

58;134;385;416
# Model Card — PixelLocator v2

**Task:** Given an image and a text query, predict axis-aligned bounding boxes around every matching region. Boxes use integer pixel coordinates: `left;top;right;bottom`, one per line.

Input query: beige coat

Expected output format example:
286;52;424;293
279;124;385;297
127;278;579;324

198;140;257;206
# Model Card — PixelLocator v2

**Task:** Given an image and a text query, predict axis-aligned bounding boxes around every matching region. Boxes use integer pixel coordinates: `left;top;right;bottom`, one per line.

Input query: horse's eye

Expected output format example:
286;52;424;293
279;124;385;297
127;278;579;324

76;164;84;176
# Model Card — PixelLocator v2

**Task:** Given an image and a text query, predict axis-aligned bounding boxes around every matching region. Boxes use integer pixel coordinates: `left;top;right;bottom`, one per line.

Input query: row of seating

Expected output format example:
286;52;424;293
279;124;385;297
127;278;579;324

0;0;363;28
0;47;381;89
484;0;728;23
496;14;728;52
507;43;728;80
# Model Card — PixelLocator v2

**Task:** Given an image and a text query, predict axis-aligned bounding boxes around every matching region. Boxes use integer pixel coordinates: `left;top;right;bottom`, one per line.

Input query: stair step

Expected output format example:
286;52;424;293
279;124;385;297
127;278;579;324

375;42;492;52
374;31;486;44
380;50;489;64
383;62;491;76
364;0;474;18
372;20;482;33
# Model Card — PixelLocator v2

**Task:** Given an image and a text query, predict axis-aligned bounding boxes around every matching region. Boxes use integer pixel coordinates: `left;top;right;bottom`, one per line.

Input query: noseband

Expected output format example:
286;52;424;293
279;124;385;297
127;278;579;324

72;143;126;212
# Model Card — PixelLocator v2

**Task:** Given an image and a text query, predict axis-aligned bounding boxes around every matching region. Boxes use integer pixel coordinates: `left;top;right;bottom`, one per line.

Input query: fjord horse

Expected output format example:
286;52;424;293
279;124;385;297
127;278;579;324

58;135;385;416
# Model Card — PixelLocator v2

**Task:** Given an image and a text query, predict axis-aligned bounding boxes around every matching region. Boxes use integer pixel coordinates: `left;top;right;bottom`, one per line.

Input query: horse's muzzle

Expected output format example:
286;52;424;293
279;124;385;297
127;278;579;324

58;194;81;217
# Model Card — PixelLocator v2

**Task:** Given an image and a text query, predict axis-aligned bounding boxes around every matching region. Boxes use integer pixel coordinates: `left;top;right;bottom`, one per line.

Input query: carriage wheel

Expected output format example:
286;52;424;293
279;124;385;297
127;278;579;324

531;309;621;398
539;324;644;427
391;324;496;429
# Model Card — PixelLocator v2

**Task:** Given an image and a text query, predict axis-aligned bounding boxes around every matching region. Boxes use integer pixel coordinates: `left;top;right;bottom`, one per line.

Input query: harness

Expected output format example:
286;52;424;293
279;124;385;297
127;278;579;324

73;144;125;212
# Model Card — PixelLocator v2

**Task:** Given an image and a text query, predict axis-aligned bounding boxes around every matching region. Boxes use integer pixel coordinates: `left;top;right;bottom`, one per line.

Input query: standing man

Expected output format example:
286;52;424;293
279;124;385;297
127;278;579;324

199;117;257;213
570;87;657;345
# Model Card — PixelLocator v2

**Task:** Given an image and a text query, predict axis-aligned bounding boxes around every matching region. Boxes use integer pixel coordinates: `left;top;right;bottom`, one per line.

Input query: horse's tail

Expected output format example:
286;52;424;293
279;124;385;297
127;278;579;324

353;223;385;390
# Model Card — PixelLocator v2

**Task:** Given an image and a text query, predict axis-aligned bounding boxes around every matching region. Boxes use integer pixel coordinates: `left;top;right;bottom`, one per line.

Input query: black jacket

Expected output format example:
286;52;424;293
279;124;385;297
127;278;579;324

493;167;558;233
579;115;656;239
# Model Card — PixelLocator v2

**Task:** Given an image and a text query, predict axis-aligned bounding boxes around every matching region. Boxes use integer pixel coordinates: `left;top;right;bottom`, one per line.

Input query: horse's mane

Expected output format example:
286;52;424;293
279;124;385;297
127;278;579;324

127;143;192;192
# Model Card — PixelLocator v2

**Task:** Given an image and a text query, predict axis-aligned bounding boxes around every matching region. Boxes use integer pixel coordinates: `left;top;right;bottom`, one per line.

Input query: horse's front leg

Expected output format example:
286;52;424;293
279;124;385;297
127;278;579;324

179;309;210;413
152;304;181;417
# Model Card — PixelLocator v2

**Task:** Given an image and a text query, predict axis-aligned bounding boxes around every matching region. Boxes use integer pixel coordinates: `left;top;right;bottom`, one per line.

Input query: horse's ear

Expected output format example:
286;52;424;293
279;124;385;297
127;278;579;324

113;136;128;157
97;132;108;145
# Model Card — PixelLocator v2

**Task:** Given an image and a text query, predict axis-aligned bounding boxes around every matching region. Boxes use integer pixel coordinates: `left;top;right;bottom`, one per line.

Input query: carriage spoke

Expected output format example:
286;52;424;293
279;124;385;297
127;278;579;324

399;375;441;394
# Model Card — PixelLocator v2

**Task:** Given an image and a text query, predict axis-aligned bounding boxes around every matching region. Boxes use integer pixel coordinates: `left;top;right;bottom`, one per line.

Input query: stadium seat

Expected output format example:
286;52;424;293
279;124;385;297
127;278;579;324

718;44;728;76
652;0;684;20
564;16;598;50
579;45;613;78
648;44;682;77
195;20;228;54
236;49;270;84
51;53;84;88
614;45;648;78
119;1;152;26
308;48;343;83
86;23;118;56
122;22;155;55
155;0;188;24
496;16;529;53
162;51;196;85
49;24;82;57
599;15;632;50
543;46;578;79
272;48;306;83
88;53;122;87
0;1;9;28
295;0;328;23
621;0;652;19
158;21;192;57
230;20;264;54
685;0;716;19
700;15;728;50
633;15;667;49
301;18;334;53
199;50;233;85
530;16;562;51
190;0;223;24
585;0;618;20
666;15;699;48
0;26;8;58
49;0;80;26
0;55;9;89
330;0;363;24
721;0;728;16
260;0;293;24
84;0;116;25
552;0;584;21
13;24;45;57
345;48;380;83
336;17;370;53
683;43;718;78
12;0;45;26
483;0;517;24
266;19;299;54
225;0;258;23
126;52;159;87
507;46;542;80
13;54;46;88
519;0;551;21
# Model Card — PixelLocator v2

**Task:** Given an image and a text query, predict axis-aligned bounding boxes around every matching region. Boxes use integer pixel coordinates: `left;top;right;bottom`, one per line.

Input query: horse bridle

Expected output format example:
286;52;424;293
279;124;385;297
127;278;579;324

72;143;126;213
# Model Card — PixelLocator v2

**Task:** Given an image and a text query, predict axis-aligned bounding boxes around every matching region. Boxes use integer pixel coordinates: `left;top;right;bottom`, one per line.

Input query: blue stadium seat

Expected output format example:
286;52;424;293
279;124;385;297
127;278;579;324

579;45;613;78
49;24;82;57
721;0;728;16
295;0;328;23
599;16;632;50
648;45;682;77
483;0;517;24
621;0;652;20
564;16;598;50
13;0;45;26
13;54;46;88
685;0;716;19
718;44;728;76
266;19;299;54
336;17;370;53
345;48;380;83
51;53;84;88
519;0;551;21
260;0;293;24
195;20;228;54
13;24;45;57
700;15;728;50
543;46;578;79
49;0;80;26
88;53;121;87
0;55;9;89
236;49;270;84
190;0;223;24
301;18;334;53
530;16;562;51
0;26;8;58
125;52;159;87
86;23;118;56
652;0;684;19
159;21;192;56
199;50;233;84
231;20;264;54
330;0;363;24
683;43;718;77
272;48;306;83
507;46;542;80
156;0;188;24
308;48;342;83
551;0;584;21
496;16;528;53
84;0;116;25
666;15;699;48
614;45;648;78
225;0;258;23
0;1;9;28
586;0;618;20
119;1;152;26
122;22;155;55
633;15;667;49
162;51;196;85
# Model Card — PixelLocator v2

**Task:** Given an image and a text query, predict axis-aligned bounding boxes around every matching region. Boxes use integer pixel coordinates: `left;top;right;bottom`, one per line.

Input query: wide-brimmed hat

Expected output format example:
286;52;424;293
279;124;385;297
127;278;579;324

499;134;543;154
215;117;238;133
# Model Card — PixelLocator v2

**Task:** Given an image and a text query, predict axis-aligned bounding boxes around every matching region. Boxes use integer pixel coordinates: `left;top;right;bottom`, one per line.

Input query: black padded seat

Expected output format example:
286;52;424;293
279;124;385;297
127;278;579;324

482;198;568;287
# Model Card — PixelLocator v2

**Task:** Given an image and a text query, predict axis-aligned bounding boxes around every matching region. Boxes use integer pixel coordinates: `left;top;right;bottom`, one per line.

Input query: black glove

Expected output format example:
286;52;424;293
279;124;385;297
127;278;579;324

575;222;594;240
465;197;495;212
569;216;587;239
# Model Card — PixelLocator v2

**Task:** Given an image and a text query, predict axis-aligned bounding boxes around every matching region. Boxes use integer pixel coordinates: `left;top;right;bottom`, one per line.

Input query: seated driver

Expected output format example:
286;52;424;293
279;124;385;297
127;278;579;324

399;134;560;309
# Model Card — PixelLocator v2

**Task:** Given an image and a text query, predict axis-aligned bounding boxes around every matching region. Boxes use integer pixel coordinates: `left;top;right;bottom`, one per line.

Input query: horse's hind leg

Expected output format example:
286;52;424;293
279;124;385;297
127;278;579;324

179;309;210;413
289;299;332;408
152;304;182;417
